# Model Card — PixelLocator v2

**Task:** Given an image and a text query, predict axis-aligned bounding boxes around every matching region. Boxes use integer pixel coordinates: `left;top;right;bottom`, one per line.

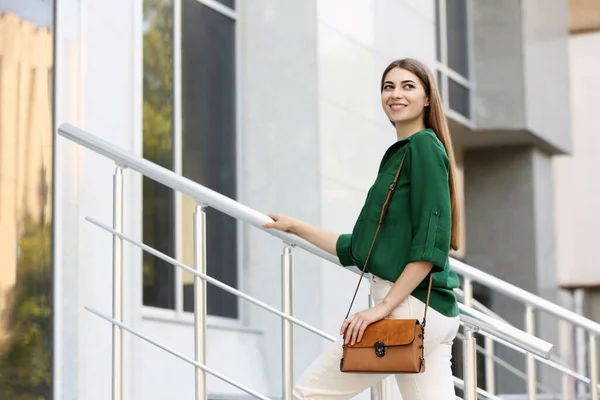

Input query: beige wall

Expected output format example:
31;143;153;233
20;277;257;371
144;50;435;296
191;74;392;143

554;31;600;288
0;12;53;337
570;0;600;34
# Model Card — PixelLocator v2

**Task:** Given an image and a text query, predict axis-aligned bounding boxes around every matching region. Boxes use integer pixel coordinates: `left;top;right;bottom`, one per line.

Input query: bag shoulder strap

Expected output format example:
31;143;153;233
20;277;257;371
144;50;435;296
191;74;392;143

343;150;433;328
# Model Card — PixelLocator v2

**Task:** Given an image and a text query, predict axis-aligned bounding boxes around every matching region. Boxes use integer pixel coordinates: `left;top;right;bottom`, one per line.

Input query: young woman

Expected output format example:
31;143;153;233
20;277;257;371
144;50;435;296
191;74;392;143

263;58;461;399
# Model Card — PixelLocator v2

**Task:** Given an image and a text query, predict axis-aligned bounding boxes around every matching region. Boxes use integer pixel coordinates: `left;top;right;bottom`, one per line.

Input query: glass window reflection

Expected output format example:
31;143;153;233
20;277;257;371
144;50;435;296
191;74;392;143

142;0;176;310
0;1;54;398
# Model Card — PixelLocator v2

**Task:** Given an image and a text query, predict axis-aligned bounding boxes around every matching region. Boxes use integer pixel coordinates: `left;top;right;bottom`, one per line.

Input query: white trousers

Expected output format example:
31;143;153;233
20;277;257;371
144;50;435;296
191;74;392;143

293;274;460;400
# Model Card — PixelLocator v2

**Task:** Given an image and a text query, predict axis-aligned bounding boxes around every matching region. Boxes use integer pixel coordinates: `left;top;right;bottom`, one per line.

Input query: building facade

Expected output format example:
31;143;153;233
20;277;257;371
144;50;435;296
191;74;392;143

1;0;595;399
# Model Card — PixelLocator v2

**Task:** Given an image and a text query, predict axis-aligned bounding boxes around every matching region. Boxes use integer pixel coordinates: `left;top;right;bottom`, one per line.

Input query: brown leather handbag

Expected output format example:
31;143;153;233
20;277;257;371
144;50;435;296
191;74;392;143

340;151;433;374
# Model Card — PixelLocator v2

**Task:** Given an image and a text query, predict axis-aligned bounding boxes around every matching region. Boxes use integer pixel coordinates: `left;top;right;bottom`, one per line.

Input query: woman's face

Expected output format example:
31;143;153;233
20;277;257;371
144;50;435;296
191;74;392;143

381;67;429;126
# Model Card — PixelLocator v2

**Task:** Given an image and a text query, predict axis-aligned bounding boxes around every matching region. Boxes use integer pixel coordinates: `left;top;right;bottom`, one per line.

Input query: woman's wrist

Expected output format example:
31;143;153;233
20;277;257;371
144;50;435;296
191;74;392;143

290;218;304;235
378;299;396;316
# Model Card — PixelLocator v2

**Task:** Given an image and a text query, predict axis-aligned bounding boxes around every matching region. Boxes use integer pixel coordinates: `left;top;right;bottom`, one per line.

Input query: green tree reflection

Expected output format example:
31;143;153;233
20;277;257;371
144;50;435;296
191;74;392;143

0;214;52;399
142;0;175;308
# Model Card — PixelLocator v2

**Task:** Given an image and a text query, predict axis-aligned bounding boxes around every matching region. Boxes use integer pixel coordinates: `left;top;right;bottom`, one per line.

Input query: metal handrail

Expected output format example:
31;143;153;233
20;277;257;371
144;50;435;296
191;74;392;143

457;304;552;359
88;214;552;360
87;217;337;342
86;307;272;400
58;123;598;332
451;258;600;336
87;215;508;399
57;123;554;354
455;261;600;400
58;123;558;399
58;124;556;344
455;330;556;395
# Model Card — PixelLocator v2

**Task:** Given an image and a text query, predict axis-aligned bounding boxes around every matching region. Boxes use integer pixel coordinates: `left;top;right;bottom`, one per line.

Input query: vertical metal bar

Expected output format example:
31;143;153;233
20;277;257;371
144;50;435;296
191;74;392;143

463;279;495;396
561;373;570;400
194;204;207;400
574;289;587;398
590;334;599;400
282;246;294;400
526;306;537;400
112;166;124;400
369;295;384;400
462;327;478;400
463;278;473;307
370;381;383;400
484;337;496;395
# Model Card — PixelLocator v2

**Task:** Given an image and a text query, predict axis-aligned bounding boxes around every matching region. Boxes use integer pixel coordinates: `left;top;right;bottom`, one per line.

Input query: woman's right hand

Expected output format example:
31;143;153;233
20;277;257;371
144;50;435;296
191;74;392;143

262;213;299;234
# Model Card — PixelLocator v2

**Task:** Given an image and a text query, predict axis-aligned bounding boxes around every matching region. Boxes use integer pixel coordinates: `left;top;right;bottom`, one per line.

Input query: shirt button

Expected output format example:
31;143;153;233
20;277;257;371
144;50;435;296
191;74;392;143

433;210;439;215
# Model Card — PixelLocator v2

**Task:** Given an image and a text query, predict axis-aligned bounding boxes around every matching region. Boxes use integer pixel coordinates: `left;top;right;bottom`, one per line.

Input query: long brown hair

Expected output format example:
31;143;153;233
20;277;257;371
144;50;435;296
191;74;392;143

381;58;461;251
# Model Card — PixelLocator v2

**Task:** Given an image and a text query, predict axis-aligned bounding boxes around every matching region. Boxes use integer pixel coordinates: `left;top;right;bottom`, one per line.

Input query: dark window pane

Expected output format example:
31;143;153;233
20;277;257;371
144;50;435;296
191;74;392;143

435;0;441;62
142;0;176;309
182;0;238;318
0;1;54;398
446;0;469;77
449;78;471;119
215;0;235;9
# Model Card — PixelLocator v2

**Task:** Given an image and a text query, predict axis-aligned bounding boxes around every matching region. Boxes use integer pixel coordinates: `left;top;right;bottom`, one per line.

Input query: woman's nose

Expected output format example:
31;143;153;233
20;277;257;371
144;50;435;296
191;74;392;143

392;88;404;99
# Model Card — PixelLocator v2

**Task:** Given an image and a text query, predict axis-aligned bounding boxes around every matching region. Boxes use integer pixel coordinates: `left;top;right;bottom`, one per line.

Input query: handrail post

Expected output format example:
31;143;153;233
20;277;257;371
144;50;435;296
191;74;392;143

194;204;208;400
463;278;473;308
369;295;385;400
525;306;537;400
112;165;124;400
282;246;294;400
484;337;496;394
463;325;478;400
575;289;587;398
464;279;496;395
590;334;599;400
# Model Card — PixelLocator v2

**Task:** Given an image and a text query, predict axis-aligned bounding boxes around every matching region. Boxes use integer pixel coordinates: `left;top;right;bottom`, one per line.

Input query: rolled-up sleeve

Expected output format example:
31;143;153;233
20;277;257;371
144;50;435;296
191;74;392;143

336;233;356;266
406;135;452;273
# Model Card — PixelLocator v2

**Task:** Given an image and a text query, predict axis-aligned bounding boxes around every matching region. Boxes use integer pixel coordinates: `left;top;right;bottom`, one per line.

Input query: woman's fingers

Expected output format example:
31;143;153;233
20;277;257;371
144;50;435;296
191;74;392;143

350;319;362;346
340;315;353;336
262;213;280;229
344;315;361;345
343;314;371;346
356;321;368;344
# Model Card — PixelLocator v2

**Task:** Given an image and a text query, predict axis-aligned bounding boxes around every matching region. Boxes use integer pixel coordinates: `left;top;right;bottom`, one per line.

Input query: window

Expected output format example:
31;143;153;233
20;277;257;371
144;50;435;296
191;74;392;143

142;0;238;319
435;0;473;123
180;0;238;318
142;0;176;309
0;3;54;398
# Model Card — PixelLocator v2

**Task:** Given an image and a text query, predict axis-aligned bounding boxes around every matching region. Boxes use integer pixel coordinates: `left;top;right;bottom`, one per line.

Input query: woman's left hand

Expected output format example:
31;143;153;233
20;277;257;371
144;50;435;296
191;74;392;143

340;304;390;346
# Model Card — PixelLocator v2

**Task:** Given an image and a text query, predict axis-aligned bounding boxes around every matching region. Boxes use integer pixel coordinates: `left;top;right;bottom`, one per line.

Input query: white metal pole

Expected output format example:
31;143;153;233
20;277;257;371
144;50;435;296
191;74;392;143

194;204;208;400
525;306;537;400
112;166;124;400
282;246;294;400
590;334;599;400
462;327;478;400
575;289;587;398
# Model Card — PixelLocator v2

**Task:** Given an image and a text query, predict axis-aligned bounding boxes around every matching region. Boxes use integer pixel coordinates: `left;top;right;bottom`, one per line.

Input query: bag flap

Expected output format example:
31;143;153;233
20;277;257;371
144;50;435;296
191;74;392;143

346;319;420;349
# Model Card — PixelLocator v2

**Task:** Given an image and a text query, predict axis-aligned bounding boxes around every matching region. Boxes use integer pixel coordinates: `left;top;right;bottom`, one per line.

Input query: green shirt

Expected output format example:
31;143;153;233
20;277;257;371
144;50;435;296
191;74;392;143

336;128;459;317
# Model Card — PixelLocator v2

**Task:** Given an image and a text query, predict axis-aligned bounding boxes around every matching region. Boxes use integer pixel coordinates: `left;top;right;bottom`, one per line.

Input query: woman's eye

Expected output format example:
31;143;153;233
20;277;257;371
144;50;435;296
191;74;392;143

383;85;394;90
404;84;415;89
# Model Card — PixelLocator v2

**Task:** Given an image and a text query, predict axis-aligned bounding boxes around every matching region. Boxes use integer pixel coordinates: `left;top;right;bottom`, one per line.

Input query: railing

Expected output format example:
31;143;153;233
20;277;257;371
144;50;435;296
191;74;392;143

59;123;556;400
87;215;539;400
457;289;600;399
454;258;600;400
